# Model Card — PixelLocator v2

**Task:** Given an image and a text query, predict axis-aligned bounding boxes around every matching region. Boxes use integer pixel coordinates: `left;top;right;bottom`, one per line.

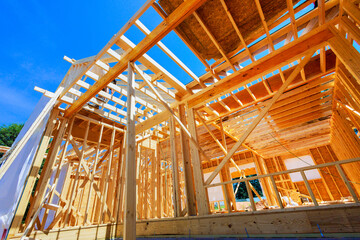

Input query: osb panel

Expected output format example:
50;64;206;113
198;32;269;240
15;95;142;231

158;0;298;60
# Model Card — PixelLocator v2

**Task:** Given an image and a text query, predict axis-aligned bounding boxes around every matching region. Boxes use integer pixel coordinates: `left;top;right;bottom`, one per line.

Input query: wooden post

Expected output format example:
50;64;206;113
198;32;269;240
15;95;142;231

64;120;90;226
253;154;275;205
169;117;181;217
117;138;127;223
178;104;197;216
156;141;162;218
136;143;143;219
300;171;319;206
100;127;116;223
84;124;104;225
187;107;209;215
245;180;256;211
220;168;232;213
40;117;75;229
124;62;136;240
335;164;359;203
144;148;149;219
219;119;236;211
150;145;156;218
270;175;284;209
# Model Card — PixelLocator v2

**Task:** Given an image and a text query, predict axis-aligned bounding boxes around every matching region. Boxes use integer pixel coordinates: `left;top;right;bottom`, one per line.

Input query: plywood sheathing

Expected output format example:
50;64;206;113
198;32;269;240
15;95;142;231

158;0;300;60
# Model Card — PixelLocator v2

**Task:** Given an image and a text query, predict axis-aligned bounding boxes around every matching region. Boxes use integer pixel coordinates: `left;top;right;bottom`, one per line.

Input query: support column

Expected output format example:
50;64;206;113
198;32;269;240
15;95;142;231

178;104;197;216
187;107;209;215
169;117;181;217
124;62;136;240
219;119;236;212
253;154;275;206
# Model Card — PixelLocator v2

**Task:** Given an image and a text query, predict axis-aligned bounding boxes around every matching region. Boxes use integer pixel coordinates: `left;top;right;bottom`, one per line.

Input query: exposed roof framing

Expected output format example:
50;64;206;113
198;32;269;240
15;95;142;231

36;0;360;161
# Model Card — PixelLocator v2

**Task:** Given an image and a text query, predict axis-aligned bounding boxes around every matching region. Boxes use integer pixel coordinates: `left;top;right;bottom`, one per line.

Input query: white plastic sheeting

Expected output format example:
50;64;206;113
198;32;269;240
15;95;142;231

0;95;51;238
284;155;321;182
37;163;68;230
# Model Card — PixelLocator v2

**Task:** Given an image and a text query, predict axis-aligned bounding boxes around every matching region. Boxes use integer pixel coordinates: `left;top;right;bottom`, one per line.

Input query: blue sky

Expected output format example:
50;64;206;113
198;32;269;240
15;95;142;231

0;0;321;125
0;0;204;125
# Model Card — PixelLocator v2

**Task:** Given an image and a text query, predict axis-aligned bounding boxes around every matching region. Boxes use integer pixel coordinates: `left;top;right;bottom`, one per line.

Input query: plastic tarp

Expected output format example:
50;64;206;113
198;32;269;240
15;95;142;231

0;95;52;238
37;163;68;230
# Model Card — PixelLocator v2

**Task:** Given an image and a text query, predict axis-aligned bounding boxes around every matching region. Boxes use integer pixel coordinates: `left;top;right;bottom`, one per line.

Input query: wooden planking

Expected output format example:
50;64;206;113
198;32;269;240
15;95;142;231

11;204;360;239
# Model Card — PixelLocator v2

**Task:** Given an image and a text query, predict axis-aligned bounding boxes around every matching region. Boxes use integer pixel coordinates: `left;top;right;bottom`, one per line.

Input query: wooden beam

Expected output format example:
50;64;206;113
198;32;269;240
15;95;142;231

124;62;136;239
63;0;208;117
219;0;255;62
343;0;360;26
188;28;332;108
134;26;334;134
132;63;211;162
152;2;212;72
187;107;209;215
328;26;360;85
116;36;186;99
169;117;181;217
193;12;236;72
335;164;360;203
134;20;204;87
245;180;256;211
83;124;104;224
64;120;90;226
206;157;360;188
270;175;284;209
318;0;326;73
254;0;275;52
300;171;319;206
286;0;298;40
12;204;360;239
178;104;197;216
204;50;315;185
58;0;155;100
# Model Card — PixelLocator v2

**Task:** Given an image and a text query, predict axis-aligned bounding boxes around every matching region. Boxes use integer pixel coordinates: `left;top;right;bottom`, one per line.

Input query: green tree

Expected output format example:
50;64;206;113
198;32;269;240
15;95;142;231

232;174;263;200
0;123;24;157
